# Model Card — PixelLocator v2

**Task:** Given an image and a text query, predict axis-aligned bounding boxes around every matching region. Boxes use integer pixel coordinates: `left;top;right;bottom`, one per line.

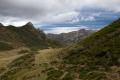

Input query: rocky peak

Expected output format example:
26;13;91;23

48;29;94;45
26;22;33;26
78;29;86;31
22;22;35;30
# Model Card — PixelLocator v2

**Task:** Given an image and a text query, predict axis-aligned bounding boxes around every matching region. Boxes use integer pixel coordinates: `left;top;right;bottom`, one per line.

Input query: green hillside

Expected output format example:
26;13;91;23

60;18;120;80
0;18;120;80
0;22;62;50
0;42;13;51
64;18;120;64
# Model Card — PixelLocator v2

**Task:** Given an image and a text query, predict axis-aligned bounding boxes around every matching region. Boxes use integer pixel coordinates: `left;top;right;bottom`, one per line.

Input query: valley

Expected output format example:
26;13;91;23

0;48;63;80
0;0;120;80
0;18;120;80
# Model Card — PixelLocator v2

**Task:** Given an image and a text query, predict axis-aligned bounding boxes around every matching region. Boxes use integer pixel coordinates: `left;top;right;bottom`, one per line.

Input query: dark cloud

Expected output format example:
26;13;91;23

0;0;120;34
0;0;46;19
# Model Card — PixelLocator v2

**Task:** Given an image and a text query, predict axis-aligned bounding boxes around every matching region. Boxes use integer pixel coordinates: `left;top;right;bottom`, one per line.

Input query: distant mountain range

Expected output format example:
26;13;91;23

0;22;95;51
48;29;94;45
0;18;120;80
0;22;61;51
58;18;120;80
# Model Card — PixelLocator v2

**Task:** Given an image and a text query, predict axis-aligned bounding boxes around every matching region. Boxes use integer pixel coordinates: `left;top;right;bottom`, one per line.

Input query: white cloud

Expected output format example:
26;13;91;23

0;0;120;26
45;26;88;34
91;13;101;17
70;18;80;23
0;16;30;26
87;0;120;12
42;11;80;23
80;16;96;21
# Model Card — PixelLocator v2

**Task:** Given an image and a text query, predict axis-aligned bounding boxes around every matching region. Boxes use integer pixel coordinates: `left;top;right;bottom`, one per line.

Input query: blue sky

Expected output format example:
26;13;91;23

38;9;120;34
0;0;120;34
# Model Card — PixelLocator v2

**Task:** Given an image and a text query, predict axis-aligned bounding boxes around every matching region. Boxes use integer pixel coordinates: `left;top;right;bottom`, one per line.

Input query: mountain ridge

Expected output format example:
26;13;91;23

0;22;62;51
0;18;120;80
48;29;94;45
59;18;120;80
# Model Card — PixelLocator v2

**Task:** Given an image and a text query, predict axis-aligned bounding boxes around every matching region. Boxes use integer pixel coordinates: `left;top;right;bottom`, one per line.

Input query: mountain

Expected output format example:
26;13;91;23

48;29;94;45
59;18;120;80
0;22;61;51
0;18;120;80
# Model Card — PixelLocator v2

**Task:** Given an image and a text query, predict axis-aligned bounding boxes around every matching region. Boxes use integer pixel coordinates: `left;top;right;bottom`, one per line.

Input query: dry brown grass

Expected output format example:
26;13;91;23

0;47;29;68
35;48;62;65
0;48;62;80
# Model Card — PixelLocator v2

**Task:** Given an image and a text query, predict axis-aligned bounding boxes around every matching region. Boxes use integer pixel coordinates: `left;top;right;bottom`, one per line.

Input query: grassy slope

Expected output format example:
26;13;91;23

65;18;120;64
0;48;30;77
7;25;52;49
60;18;120;80
0;48;63;80
0;42;13;51
0;18;120;80
0;24;62;51
35;48;62;64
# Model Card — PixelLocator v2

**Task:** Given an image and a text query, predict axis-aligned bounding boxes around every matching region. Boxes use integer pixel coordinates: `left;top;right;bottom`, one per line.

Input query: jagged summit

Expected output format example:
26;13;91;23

25;22;33;26
48;29;94;45
0;22;62;50
22;22;35;29
24;22;34;27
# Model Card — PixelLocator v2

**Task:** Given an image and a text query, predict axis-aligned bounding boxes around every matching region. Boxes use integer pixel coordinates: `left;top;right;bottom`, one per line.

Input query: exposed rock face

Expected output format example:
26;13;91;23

48;29;94;45
22;22;34;29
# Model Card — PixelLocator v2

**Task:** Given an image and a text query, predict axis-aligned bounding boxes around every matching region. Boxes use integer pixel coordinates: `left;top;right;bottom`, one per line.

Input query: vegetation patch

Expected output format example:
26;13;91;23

0;42;13;51
46;68;63;80
18;49;29;54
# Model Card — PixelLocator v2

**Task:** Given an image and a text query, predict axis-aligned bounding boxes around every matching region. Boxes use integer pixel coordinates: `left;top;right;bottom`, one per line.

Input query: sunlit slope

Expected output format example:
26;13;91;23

0;22;62;51
35;48;62;64
0;48;63;80
1;18;120;80
60;18;120;80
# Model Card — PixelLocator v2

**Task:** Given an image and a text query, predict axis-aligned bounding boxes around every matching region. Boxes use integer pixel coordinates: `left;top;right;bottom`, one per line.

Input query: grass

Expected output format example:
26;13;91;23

0;48;29;68
0;42;13;51
35;48;62;65
46;69;63;80
0;48;63;80
1;18;120;79
18;49;29;54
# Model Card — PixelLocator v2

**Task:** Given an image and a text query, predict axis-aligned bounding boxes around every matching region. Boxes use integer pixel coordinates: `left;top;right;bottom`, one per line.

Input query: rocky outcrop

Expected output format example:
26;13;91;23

48;29;94;45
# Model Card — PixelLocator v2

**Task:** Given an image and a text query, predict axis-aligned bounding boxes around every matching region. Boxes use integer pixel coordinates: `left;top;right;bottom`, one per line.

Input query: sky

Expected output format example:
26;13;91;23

0;0;120;34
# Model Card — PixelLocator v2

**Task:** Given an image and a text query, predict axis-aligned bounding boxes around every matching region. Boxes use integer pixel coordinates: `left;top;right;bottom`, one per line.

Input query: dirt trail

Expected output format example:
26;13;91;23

0;47;29;68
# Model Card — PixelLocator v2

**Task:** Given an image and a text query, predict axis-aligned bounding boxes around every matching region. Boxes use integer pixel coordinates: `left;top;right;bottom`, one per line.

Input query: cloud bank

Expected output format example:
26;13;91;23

45;26;88;34
0;0;120;33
